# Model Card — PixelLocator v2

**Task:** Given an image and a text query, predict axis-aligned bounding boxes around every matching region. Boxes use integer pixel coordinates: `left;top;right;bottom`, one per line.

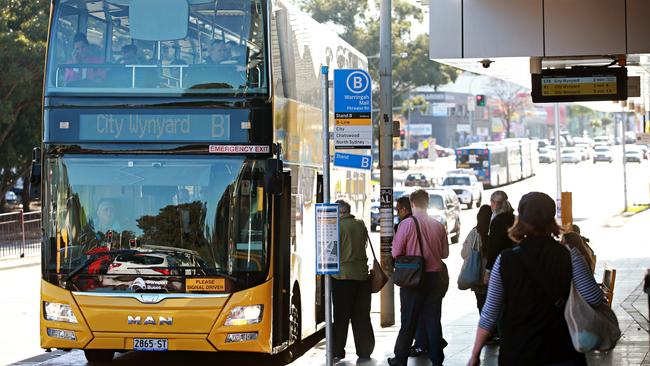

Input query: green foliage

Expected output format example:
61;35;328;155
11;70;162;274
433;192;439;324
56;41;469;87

0;0;48;210
300;0;459;108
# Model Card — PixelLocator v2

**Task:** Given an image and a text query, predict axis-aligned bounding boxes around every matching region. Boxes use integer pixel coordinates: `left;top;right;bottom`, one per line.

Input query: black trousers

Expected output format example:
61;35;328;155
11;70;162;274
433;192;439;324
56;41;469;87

332;278;375;358
394;272;445;365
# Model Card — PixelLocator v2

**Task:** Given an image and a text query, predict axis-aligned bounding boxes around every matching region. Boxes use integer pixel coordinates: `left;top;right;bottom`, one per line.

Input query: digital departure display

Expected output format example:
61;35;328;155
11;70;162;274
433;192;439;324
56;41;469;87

531;67;627;103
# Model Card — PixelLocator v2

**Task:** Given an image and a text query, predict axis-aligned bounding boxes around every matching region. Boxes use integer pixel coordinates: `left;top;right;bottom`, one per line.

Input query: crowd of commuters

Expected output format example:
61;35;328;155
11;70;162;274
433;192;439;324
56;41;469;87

332;187;607;366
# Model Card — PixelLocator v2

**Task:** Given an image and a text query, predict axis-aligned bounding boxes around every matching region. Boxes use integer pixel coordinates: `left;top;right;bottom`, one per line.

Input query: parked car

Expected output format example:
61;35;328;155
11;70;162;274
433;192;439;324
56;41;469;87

638;144;649;159
370;201;380;232
573;137;595;148
574;144;592;160
593;145;614;163
561;147;582;164
625;147;644;163
538;147;556;164
536;139;550;149
594;135;613;146
404;172;434;187
424;188;461;244
441;172;483;209
5;190;18;204
393;149;418;161
431;144;454;158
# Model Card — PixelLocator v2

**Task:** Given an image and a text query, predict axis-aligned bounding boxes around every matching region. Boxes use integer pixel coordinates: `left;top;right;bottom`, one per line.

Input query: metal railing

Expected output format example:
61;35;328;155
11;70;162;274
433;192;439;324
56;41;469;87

0;210;41;258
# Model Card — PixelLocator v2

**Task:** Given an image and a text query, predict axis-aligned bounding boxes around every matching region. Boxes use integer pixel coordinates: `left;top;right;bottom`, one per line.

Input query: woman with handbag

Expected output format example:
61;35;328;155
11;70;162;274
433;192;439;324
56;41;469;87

459;204;492;312
468;192;605;366
331;200;375;362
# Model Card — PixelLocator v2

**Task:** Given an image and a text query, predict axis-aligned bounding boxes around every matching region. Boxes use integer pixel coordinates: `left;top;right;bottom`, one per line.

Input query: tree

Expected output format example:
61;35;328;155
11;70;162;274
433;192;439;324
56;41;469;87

489;79;530;138
567;105;596;137
0;0;48;211
300;0;459;108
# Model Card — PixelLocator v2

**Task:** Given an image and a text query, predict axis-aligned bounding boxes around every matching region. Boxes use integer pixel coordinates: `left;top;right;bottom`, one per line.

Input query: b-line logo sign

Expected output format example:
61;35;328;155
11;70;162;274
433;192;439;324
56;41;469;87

334;69;372;149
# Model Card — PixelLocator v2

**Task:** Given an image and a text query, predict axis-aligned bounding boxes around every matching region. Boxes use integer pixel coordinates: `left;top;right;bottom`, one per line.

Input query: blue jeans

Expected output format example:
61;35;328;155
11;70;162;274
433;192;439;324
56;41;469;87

393;272;445;365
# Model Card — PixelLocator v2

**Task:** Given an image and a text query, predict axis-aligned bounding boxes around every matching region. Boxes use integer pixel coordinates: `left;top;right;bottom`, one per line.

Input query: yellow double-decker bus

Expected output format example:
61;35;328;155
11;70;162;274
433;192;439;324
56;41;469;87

35;0;368;362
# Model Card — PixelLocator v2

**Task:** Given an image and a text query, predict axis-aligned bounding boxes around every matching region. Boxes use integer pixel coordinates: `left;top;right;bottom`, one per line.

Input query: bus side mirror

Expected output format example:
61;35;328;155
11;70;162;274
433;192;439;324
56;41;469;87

265;159;283;196
29;147;41;200
267;171;283;196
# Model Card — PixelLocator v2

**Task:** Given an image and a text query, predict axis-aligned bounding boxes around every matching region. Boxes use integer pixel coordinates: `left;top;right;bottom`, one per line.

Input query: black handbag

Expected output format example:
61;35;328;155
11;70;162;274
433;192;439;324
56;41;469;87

392;216;425;288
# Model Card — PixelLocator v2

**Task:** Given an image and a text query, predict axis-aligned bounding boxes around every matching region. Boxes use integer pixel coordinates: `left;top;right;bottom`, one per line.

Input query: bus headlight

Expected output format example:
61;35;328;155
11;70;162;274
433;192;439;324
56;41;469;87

43;302;78;323
225;305;263;326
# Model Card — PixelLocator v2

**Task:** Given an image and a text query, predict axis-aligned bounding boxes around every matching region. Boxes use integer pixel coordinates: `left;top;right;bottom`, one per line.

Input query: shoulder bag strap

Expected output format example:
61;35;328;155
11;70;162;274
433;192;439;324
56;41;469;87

514;248;566;308
366;232;378;262
410;216;425;257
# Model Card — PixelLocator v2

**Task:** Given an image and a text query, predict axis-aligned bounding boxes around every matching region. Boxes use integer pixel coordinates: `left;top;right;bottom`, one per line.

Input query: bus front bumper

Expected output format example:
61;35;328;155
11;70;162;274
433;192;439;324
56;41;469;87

40;279;274;353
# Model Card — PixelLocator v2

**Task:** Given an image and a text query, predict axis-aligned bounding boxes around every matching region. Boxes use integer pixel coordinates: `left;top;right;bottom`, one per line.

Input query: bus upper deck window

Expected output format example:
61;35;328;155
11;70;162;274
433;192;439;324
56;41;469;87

129;0;188;41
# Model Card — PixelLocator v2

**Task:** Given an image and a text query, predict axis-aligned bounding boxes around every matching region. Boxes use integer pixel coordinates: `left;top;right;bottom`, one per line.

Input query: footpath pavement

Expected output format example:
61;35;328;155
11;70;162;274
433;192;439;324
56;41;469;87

0;254;40;271
290;256;650;366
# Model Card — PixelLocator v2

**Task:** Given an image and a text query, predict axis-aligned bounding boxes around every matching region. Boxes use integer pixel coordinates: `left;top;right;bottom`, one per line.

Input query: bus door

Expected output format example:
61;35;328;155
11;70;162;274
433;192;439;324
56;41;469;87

272;169;291;348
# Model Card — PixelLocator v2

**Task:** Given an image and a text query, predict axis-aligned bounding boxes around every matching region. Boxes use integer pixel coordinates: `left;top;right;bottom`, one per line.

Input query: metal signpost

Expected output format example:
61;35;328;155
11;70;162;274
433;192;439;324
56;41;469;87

379;0;395;327
320;65;335;366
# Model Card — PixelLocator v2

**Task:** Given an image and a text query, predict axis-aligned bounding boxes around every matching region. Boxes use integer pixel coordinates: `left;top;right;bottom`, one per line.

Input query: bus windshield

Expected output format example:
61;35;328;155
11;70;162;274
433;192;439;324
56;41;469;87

46;0;267;95
44;155;269;293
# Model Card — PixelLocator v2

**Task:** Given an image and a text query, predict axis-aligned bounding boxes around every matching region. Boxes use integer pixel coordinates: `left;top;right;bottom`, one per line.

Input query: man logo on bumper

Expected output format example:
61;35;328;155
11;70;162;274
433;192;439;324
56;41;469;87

127;316;173;325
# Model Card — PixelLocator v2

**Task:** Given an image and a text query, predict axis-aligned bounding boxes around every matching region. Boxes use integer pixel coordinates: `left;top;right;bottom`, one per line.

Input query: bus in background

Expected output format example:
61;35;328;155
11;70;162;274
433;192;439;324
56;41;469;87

34;0;368;362
455;145;507;187
503;138;539;180
456;138;538;187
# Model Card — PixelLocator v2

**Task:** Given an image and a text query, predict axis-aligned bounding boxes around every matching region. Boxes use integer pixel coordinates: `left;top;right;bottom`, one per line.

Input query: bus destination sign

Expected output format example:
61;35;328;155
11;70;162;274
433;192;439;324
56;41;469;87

531;67;627;103
48;109;250;143
79;114;232;141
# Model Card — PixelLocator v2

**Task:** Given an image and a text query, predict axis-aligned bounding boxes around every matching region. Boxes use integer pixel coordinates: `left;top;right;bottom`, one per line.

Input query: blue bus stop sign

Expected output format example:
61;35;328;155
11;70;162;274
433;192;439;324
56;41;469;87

333;69;372;149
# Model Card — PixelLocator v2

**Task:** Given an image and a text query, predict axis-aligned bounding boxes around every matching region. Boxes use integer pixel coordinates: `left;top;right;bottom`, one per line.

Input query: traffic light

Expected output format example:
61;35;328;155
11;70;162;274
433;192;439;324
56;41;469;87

399;129;406;148
476;94;486;107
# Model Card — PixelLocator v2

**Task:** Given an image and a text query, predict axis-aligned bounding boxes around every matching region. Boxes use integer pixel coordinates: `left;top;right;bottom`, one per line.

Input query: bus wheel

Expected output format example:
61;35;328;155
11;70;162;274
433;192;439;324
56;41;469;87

279;294;302;364
84;350;115;363
289;294;302;346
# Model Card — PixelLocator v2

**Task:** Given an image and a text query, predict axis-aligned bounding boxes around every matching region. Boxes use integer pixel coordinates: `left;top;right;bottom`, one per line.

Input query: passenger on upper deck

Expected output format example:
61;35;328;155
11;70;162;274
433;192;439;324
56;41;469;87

117;44;142;65
205;39;226;64
64;33;106;85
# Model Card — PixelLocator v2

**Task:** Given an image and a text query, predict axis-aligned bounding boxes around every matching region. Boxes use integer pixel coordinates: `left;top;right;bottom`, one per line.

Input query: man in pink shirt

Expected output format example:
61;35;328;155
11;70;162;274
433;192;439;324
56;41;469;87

389;189;449;366
65;33;106;85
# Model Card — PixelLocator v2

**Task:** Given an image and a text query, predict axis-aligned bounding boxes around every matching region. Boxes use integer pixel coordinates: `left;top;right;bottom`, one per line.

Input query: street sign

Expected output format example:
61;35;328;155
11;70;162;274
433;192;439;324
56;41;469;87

315;204;340;274
636;133;650;145
334;69;372;149
333;152;372;170
379;188;393;253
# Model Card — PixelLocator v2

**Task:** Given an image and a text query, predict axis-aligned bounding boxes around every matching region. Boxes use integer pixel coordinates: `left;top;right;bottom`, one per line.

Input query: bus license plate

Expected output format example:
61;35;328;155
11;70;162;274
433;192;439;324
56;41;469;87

133;338;168;351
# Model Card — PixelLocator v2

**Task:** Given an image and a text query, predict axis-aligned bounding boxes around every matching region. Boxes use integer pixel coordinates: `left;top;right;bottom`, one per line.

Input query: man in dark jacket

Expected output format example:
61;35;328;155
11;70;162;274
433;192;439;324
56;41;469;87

332;200;374;361
485;190;515;282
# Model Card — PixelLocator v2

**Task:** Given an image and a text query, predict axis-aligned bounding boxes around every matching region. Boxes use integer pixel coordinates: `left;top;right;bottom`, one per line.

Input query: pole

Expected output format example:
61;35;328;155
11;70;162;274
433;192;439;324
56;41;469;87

379;0;395;327
622;110;628;212
554;103;562;218
407;107;411;169
320;65;333;366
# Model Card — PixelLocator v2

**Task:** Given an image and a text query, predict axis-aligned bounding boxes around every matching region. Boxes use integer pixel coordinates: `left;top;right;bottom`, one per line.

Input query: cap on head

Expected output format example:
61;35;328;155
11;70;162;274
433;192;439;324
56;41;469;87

517;192;555;228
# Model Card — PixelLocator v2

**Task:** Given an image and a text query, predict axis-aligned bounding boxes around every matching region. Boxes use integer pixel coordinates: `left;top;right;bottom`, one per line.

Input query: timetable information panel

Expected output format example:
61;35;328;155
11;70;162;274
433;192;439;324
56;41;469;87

532;67;627;103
